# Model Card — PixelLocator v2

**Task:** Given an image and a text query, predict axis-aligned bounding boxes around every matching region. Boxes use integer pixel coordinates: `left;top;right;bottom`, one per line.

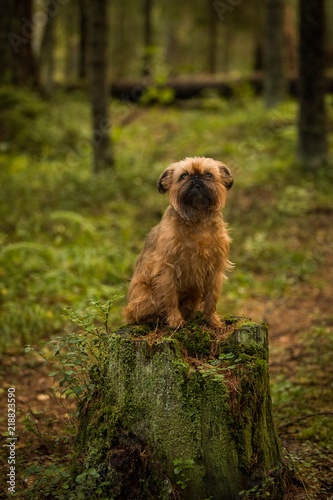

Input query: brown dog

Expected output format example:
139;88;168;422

123;156;233;329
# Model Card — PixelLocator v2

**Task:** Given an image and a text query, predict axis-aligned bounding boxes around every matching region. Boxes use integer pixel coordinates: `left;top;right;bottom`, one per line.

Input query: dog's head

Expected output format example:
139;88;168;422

158;157;233;221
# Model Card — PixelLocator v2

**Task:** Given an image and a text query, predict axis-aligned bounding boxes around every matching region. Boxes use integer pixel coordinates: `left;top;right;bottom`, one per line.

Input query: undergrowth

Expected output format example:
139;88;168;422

20;299;119;499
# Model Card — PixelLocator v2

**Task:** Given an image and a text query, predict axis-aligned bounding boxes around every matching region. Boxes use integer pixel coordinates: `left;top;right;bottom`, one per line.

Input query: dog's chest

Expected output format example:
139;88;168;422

180;228;226;263
183;236;213;259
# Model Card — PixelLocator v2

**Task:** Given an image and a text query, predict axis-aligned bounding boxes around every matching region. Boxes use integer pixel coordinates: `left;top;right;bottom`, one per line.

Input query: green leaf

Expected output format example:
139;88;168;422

76;471;88;483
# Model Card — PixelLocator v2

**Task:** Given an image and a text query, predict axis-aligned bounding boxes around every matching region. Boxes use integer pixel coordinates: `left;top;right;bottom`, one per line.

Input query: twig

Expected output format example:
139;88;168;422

278;412;333;431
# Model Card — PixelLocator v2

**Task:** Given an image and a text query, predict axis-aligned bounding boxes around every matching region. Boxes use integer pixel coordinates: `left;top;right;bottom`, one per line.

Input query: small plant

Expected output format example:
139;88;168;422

197;351;243;382
173;458;195;490
26;298;121;403
238;474;276;498
21;298;121;498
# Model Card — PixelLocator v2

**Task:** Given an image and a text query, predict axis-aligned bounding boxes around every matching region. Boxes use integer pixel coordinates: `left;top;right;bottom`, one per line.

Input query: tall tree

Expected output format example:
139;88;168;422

87;0;114;172
78;0;88;80
264;0;286;108
143;0;153;77
208;0;218;74
298;0;327;169
285;3;298;77
1;0;38;86
39;0;56;95
0;1;14;85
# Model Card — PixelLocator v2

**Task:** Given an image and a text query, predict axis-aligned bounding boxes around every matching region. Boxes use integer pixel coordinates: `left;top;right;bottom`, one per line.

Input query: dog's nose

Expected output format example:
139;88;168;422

192;175;201;182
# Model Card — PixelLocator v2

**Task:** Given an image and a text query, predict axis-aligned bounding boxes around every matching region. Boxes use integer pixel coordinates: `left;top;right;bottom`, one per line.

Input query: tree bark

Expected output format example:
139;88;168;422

39;0;56;96
73;318;285;499
253;38;264;72
208;0;218;74
78;0;88;80
0;2;14;85
143;0;153;77
264;0;286;108
222;25;231;76
87;0;114;172
1;0;38;87
284;3;297;77
298;0;327;170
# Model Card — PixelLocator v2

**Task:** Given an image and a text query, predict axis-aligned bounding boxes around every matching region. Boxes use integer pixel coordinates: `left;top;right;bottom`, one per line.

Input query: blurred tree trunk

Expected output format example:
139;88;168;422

78;0;88;80
298;0;327;170
165;21;179;76
264;0;286;108
40;0;55;96
222;25;231;75
63;1;78;84
253;38;264;72
1;0;38;86
87;0;114;172
143;0;153;77
0;1;14;84
113;0;126;80
208;0;218;74
284;4;297;77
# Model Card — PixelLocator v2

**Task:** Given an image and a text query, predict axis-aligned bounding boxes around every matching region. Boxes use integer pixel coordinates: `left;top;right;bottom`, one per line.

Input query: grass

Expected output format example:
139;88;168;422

0;86;332;498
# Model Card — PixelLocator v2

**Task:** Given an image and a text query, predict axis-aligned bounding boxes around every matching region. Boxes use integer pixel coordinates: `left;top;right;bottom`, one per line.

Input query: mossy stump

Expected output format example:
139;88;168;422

73;317;285;499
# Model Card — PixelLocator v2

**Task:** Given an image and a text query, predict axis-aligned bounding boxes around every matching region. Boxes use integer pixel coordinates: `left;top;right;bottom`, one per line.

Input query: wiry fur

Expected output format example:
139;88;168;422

123;157;233;329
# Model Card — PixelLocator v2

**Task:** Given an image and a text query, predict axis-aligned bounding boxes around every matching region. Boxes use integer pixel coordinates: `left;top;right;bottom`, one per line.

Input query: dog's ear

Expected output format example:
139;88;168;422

158;166;174;194
218;163;233;190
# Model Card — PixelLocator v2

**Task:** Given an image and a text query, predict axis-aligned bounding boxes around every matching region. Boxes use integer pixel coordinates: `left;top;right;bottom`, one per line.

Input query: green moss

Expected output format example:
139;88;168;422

223;314;243;325
173;322;212;357
72;324;284;499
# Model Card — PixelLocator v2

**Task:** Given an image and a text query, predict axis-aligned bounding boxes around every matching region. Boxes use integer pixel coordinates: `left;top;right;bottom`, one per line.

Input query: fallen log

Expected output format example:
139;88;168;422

110;74;333;102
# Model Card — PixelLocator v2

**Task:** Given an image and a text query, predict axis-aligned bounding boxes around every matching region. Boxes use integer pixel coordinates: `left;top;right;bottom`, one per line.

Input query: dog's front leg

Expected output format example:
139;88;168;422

203;272;223;329
154;264;184;329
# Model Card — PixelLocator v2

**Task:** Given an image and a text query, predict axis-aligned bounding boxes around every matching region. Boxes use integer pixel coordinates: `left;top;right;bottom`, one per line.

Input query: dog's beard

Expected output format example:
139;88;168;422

183;181;212;208
177;179;218;221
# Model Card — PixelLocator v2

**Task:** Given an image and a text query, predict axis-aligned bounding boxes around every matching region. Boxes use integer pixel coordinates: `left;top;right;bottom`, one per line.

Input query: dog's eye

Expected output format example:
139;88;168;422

204;172;213;178
180;173;188;180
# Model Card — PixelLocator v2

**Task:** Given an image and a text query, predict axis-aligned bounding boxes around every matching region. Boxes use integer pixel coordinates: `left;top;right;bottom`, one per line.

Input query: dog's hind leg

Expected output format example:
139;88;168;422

123;278;158;324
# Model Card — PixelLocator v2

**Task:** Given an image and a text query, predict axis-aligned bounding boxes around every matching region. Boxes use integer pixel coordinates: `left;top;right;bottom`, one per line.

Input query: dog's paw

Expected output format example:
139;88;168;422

205;313;222;330
166;311;185;329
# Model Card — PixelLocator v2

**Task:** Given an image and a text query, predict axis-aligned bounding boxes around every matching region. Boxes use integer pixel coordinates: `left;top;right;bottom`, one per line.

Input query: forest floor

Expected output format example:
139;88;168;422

1;229;332;499
0;89;332;498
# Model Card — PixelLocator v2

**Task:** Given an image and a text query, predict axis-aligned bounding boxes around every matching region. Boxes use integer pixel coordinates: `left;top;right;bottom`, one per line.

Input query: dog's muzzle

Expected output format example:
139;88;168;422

184;180;213;208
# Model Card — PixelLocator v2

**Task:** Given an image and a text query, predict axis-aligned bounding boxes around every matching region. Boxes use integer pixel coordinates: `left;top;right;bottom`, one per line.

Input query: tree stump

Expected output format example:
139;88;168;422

73;317;285;499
